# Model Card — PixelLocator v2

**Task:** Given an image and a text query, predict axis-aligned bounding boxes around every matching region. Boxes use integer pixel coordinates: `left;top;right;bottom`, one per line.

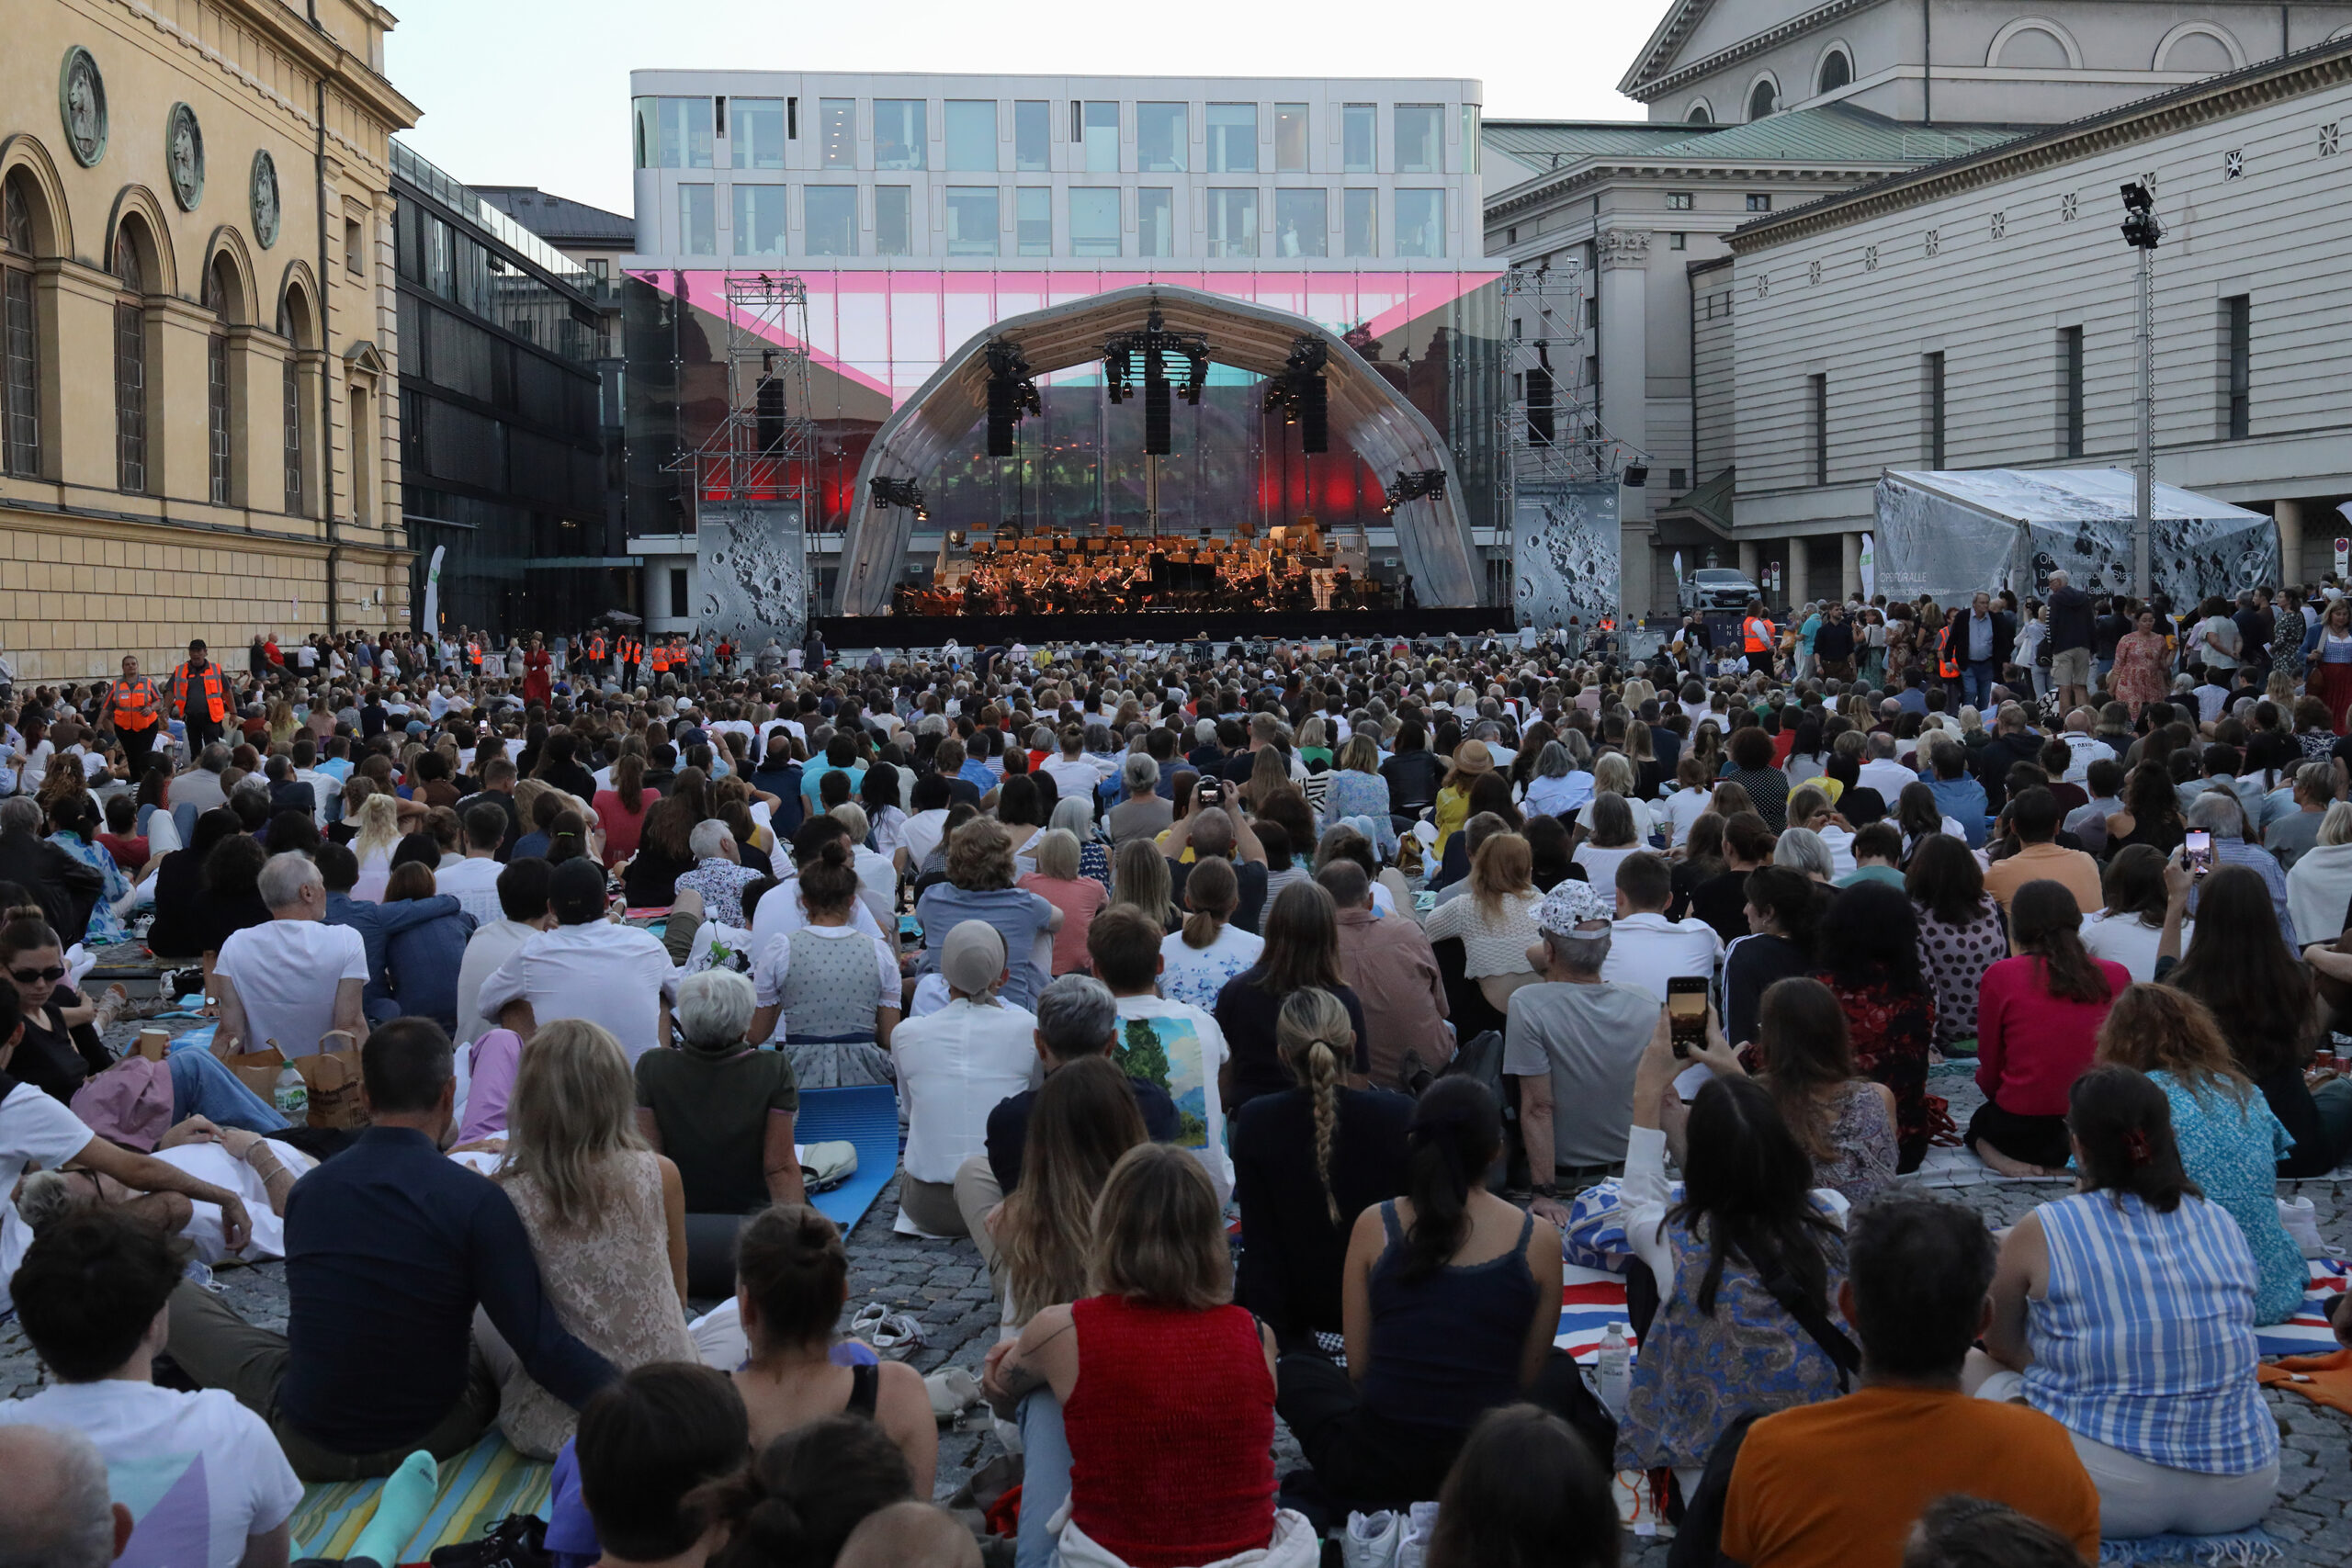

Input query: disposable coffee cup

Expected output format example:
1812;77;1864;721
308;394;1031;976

136;1027;170;1062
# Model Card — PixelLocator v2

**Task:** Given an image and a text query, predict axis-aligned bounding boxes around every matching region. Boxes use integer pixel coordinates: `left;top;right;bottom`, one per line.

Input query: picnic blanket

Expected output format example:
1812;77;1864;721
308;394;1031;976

2097;1529;2282;1563
795;1083;901;1234
289;1433;552;1561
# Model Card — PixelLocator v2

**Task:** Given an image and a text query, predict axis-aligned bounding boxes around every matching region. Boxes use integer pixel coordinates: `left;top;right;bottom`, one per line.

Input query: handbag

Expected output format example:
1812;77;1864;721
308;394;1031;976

800;1140;858;1193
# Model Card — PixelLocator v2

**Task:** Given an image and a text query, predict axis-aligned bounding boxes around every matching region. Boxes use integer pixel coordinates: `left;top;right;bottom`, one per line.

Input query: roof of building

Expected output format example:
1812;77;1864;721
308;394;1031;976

1632;104;2024;164
1483;119;1718;164
473;186;635;249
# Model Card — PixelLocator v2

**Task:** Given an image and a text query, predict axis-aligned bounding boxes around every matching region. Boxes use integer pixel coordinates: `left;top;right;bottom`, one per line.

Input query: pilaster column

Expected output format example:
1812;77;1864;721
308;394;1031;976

2276;498;2303;584
1842;531;1863;600
1785;536;1810;609
1598;228;1651;617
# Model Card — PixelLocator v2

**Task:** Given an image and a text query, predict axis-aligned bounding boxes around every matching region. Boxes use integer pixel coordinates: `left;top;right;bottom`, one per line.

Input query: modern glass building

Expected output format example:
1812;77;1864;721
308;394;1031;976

393;143;628;634
619;73;1507;624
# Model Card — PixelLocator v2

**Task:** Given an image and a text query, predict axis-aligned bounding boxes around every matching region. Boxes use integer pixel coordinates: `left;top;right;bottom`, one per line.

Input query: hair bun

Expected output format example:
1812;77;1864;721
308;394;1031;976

818;839;851;868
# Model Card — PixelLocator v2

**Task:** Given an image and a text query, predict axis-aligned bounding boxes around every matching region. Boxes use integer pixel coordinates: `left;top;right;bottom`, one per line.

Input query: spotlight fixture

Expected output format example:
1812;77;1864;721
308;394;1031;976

870;474;928;522
2119;181;2162;250
1622;463;1650;488
1261;336;1330;454
1380;468;1449;516
984;338;1041;457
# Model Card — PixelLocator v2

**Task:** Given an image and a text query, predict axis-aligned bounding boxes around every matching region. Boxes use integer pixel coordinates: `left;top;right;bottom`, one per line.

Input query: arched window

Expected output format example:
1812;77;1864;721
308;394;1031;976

203;260;232;505
112;226;145;494
1747;79;1779;121
277;294;304;517
1816;50;1853;94
1;175;38;479
1687;101;1713;125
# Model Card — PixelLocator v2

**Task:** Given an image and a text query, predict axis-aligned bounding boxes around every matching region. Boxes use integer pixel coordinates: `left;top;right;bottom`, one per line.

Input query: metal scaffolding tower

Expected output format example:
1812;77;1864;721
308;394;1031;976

669;270;819;561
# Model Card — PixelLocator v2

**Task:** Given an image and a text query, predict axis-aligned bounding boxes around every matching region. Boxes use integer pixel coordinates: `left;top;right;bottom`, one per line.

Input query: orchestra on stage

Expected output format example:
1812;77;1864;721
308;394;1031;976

891;519;1398;617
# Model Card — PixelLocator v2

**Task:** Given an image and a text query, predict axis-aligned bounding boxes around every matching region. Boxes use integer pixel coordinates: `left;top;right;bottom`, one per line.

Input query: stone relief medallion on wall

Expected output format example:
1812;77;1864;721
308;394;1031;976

252;151;281;247
60;47;108;168
165;103;206;211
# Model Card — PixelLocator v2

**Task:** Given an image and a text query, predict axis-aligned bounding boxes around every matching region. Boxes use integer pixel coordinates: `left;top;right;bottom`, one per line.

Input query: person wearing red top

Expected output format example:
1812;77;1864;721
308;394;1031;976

985;1143;1300;1568
593;755;653;868
1969;878;2129;1176
521;637;553;707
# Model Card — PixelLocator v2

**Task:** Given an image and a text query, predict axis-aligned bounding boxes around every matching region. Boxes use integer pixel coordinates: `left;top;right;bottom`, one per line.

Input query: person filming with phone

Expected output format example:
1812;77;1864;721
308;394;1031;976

2179;792;2296;946
1164;789;1271;934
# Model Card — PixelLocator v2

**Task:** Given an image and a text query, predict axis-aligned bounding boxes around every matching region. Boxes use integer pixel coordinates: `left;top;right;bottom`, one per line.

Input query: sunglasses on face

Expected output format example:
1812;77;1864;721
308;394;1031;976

10;966;64;986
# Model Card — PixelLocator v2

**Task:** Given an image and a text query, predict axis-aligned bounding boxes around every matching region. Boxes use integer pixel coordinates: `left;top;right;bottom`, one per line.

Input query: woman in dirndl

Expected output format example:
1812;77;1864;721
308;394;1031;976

2308;595;2352;735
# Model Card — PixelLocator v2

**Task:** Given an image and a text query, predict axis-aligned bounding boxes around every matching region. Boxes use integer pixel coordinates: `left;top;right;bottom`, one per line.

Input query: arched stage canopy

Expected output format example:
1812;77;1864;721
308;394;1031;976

830;283;1477;615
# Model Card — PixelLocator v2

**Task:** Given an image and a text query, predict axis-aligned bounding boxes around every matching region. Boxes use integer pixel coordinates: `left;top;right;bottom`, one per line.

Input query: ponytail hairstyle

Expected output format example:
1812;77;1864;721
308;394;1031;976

1399;1077;1504;1284
2067;1064;2199;1213
1180;853;1239;950
695;1415;914;1568
544;809;589;867
1276;988;1352;1226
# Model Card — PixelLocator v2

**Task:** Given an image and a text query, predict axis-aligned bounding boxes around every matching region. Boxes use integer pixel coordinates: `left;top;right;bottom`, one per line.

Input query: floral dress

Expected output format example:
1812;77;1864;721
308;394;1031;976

1820;972;1939;1174
2151;1071;2305;1326
1813;1081;1900;1204
2110;630;2171;712
1915;896;2007;1053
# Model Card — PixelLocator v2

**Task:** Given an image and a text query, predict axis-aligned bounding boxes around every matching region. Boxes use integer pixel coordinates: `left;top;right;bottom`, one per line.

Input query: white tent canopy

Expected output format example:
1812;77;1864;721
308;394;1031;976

1873;469;2277;605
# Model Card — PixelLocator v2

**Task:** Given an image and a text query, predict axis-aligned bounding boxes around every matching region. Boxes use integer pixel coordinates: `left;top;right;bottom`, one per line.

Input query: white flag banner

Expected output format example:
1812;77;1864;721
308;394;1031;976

421;545;447;637
1860;533;1876;602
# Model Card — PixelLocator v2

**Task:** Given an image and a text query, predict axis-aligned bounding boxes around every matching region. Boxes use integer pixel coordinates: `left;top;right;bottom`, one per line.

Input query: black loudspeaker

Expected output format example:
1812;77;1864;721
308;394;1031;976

1145;370;1171;456
1298;373;1328;455
987;375;1016;457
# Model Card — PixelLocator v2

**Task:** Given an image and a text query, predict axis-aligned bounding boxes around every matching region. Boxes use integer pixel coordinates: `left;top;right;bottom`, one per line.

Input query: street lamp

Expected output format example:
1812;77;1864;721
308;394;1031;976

2120;181;2163;598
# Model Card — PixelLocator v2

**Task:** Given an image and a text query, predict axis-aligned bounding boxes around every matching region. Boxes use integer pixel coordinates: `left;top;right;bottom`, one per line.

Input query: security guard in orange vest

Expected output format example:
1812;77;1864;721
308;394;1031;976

1741;601;1778;673
107;654;164;777
619;636;641;687
587;632;607;673
1936;611;1963;691
169;638;229;750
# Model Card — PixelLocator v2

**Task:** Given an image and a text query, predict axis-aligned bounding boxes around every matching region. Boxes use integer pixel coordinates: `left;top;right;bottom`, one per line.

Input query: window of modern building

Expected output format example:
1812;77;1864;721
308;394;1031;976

802;186;854;256
1816;50;1852;94
1206;104;1257;174
204;262;231;505
1275;104;1309;172
2058;327;2083;457
670;567;689;617
112;229;146;495
2222;294;2251;439
875;99;926;170
345;217;365;276
1461;106;1481;174
1;175;40;479
946;186;999;255
1016;187;1051;255
876;186;914;255
1396;104;1442;174
820;98;857;168
1395;189;1444;257
734;186;788;254
1923;352;1946;468
1070;189;1120;257
1747;80;1778;120
634;97;715;169
1138;187;1173;257
1746;193;1772;211
946;100;997;172
1079;102;1119;172
1342;104;1376;173
733;98;788;168
1014;100;1050;171
278;297;303;515
1273;189;1327;257
1138;103;1187;173
1343;187;1377;257
679;185;717;255
1206;187;1258;257
1810;372;1829;485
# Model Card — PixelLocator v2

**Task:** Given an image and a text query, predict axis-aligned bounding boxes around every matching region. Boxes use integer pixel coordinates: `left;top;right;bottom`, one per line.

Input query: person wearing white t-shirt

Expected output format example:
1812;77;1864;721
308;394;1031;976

891;921;1041;1239
434;805;510;926
0;1209;303;1568
213;852;369;1059
1600;851;1723;1004
1040;724;1113;801
476;860;676;1064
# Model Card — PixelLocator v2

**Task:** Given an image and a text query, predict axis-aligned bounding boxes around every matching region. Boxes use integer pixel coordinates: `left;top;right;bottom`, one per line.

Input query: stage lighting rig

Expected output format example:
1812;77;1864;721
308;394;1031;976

1102;306;1213;454
869;475;929;521
2119;181;2162;250
1262;336;1330;454
1380;468;1449;515
985;338;1041;457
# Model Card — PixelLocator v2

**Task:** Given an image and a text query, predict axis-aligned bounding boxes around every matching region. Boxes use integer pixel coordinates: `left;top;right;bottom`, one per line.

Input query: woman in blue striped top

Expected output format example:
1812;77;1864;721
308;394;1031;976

1968;1065;2279;1539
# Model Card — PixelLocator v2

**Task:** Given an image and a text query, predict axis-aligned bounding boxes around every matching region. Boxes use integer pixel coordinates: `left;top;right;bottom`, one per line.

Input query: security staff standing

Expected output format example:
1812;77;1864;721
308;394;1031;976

169;638;229;753
1741;599;1778;677
107;654;164;779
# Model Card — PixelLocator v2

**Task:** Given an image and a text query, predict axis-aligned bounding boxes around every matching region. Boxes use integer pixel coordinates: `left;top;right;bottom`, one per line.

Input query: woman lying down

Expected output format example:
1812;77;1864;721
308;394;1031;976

6;1116;311;1271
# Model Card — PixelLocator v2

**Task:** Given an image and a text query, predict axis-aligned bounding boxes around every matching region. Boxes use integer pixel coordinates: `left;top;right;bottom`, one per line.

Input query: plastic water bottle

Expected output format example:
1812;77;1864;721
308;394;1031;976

273;1063;308;1118
1595;1322;1632;1419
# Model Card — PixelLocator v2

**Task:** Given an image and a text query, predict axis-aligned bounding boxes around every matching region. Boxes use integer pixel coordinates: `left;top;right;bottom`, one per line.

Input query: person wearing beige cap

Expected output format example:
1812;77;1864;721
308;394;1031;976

888;920;1040;1240
1431;739;1494;862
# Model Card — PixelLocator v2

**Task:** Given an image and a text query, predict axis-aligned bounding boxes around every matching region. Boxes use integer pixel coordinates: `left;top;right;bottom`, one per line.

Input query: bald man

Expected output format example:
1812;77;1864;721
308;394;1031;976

835;1502;981;1568
0;1424;130;1568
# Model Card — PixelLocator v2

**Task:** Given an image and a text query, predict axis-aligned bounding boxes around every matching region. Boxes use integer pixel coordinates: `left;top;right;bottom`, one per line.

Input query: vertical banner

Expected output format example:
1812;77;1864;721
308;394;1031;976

421;547;446;637
1512;483;1621;632
1859;533;1875;602
697;502;808;653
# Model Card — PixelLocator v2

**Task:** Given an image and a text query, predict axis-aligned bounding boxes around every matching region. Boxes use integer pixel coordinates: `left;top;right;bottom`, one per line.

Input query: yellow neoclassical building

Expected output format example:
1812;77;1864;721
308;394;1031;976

0;0;419;682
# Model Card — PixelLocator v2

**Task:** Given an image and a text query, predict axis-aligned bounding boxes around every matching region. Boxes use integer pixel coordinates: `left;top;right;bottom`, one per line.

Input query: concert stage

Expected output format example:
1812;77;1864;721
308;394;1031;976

813;606;1507;650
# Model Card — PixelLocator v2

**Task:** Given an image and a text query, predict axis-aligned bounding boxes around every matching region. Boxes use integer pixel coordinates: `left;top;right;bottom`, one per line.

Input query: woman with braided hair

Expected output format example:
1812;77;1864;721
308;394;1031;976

1231;987;1412;1348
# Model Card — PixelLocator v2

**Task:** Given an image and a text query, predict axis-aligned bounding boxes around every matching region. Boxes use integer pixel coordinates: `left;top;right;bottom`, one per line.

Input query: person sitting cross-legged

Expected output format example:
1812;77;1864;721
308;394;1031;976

164;1017;620;1480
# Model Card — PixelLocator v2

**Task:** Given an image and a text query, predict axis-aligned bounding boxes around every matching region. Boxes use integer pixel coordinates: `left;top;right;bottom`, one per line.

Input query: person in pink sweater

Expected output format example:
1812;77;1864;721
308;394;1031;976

1969;879;2130;1176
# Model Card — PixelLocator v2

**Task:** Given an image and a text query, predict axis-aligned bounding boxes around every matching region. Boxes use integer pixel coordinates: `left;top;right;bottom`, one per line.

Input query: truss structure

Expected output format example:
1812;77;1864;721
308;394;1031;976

669;272;819;521
1496;261;1646;491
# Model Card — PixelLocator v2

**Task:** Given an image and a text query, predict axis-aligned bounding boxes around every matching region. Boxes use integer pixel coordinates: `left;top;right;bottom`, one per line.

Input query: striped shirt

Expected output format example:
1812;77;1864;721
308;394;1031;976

2025;1190;2278;1475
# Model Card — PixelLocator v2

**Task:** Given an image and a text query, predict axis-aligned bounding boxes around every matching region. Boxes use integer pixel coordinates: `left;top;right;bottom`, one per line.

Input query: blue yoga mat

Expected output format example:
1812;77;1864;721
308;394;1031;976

796;1084;902;1235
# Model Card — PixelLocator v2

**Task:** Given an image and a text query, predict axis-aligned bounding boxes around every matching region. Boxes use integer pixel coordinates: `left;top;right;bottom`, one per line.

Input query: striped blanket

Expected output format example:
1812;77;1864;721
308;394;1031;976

289;1435;552;1562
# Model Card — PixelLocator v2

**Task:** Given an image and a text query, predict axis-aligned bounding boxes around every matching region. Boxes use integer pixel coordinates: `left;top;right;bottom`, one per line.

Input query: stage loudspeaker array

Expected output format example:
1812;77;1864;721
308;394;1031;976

987;374;1018;458
1145;345;1172;456
1298;372;1328;455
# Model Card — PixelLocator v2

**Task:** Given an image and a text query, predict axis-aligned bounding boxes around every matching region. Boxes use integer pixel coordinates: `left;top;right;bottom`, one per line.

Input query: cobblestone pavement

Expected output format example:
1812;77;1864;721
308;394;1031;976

3;1164;2348;1560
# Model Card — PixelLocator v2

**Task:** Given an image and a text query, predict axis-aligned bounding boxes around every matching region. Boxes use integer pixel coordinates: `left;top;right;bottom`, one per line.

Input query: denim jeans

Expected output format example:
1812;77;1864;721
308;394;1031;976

1016;1388;1073;1568
167;1042;291;1134
1962;660;1997;709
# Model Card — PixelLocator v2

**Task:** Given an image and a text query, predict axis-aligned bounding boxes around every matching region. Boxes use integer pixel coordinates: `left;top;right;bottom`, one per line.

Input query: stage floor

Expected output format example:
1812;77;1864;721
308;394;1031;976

814;606;1507;649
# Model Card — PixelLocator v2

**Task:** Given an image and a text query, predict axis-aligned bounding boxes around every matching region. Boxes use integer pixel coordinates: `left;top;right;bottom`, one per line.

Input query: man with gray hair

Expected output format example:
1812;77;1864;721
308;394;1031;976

171;740;233;818
214;852;369;1057
0;793;102;942
2186;789;2296;943
673;818;763;927
891;920;1040;1242
0;1424;128;1568
1854;729;1920;804
2046;568;2096;712
1106;750;1174;848
1505;880;1660;1224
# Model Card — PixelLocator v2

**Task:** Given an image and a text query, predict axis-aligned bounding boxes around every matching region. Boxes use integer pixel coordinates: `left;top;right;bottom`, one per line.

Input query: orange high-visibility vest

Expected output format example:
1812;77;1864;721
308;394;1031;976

589;635;607;661
172;661;226;724
1742;616;1775;655
109;676;160;731
467;641;482;668
1938;626;1962;681
649;644;669;672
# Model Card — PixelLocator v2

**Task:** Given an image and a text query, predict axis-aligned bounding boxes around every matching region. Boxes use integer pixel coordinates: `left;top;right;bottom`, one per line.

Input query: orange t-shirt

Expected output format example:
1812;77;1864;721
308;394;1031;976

1721;1384;2100;1568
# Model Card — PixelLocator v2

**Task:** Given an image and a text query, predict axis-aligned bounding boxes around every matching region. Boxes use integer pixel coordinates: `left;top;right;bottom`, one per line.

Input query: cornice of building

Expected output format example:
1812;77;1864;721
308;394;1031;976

1621;0;1885;100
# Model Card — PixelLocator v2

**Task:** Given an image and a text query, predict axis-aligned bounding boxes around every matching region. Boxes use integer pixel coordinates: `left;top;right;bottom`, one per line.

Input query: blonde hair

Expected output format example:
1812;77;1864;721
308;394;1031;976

1180;853;1238;949
1088;1143;1230;1311
351;791;401;862
1033;827;1080;882
2321;800;2352;850
1277;988;1351;1226
495;1019;646;1230
1471;830;1533;921
1592;752;1636;798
